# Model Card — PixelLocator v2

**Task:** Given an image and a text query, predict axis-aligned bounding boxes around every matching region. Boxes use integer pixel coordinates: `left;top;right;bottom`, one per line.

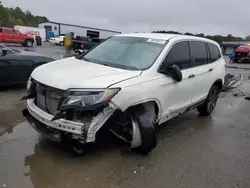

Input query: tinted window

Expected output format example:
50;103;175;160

0;28;2;33
165;41;191;69
190;41;208;67
208;44;221;62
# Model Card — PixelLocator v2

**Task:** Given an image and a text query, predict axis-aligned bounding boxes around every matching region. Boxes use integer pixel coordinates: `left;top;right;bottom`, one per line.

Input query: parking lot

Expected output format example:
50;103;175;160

0;44;250;188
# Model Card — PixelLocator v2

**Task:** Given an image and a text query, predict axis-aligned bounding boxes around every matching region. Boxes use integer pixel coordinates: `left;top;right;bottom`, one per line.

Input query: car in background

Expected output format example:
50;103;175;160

233;45;250;62
49;34;65;46
0;44;54;85
72;36;104;54
0;27;35;47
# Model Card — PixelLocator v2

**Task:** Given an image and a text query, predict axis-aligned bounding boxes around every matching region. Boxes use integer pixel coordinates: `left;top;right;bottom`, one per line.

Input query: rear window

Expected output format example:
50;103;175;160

208;44;221;62
190;41;208;67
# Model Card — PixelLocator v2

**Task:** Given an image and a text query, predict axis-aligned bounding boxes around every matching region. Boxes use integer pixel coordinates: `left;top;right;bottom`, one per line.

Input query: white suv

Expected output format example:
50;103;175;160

23;33;226;154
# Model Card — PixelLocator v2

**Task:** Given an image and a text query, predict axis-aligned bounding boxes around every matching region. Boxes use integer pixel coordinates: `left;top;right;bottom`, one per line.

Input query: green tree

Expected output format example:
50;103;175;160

0;1;48;27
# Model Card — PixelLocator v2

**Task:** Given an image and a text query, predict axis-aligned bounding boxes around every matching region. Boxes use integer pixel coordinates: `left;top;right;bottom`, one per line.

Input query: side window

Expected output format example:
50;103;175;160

190;41;208;67
165;41;191;69
5;29;11;34
0;28;2;33
208;44;221;62
12;30;21;35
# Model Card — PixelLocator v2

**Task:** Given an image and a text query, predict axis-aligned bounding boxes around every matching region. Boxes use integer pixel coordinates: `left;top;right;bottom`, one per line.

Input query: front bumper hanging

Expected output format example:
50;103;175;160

23;99;116;143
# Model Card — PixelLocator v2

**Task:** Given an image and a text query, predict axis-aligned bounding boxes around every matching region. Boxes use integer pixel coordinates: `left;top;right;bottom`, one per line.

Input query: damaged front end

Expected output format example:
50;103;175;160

23;79;118;144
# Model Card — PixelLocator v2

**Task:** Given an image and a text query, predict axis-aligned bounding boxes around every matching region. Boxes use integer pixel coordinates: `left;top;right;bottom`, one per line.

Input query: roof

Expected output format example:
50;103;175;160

117;33;219;45
40;21;121;34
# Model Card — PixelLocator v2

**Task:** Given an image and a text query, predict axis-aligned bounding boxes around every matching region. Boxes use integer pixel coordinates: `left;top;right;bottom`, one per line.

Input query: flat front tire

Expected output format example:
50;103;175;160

131;106;157;154
197;85;220;116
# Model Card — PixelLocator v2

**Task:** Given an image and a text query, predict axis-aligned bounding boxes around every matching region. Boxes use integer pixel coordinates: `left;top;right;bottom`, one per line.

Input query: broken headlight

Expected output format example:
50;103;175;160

61;88;120;107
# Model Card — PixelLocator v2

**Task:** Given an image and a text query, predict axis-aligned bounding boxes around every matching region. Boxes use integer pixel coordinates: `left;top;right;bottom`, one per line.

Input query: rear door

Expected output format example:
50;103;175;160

189;41;216;104
3;28;13;43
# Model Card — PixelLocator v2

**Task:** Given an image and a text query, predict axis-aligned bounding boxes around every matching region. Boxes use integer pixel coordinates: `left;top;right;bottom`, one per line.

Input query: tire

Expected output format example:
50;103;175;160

25;39;34;47
197;85;220;116
131;106;157;154
59;41;64;46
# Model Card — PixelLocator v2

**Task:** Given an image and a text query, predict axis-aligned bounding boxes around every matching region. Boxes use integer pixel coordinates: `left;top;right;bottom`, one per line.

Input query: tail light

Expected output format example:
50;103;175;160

80;44;84;48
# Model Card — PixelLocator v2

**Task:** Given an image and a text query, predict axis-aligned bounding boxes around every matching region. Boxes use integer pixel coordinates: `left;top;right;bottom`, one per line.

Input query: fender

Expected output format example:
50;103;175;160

118;98;162;123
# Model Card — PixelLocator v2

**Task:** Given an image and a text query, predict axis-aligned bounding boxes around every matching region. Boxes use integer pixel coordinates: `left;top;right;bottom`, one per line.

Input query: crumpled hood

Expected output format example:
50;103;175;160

31;57;142;90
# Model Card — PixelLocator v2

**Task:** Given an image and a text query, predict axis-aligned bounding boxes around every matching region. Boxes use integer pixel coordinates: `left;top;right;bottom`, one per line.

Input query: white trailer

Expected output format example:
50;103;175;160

14;25;46;41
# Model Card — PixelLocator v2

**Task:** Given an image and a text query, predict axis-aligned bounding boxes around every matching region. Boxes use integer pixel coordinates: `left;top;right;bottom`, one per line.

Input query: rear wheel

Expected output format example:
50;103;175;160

197;85;220;116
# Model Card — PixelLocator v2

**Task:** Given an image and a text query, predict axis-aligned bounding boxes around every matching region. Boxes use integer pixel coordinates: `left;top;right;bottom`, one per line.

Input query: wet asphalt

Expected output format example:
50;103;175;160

0;46;250;188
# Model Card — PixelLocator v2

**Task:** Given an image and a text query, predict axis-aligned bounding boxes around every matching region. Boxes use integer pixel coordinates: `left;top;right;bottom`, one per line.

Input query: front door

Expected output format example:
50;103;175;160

157;41;194;123
11;29;24;43
7;59;34;83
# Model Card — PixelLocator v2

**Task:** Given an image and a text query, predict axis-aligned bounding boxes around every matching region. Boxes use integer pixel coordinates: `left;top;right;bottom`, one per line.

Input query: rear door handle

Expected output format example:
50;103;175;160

209;68;213;72
188;74;195;78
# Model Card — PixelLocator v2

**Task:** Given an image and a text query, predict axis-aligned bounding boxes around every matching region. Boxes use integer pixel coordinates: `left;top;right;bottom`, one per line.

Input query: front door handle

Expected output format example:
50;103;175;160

209;68;213;72
188;74;195;78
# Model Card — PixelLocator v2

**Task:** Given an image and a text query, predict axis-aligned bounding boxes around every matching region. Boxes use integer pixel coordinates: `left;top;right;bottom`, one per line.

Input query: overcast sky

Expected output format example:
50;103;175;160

2;0;250;37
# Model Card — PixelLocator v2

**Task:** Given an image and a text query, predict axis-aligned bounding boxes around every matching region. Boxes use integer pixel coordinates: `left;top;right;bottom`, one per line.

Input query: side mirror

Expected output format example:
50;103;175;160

1;48;8;56
159;64;183;82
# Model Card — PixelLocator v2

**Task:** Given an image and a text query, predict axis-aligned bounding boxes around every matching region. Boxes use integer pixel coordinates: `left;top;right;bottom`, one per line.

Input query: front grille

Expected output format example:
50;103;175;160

35;82;64;115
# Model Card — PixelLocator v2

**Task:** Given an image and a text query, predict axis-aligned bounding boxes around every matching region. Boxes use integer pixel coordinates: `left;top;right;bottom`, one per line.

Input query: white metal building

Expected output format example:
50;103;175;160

38;21;121;41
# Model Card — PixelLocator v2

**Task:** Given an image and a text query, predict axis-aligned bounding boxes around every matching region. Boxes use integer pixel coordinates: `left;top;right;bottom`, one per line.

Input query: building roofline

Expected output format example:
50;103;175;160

42;21;121;34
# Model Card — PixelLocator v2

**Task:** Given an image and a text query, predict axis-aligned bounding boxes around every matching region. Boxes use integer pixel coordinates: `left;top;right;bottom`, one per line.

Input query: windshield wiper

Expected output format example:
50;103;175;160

81;57;92;62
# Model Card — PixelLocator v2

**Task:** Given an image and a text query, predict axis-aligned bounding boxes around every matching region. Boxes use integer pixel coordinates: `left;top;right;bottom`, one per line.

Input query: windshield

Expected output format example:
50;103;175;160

83;36;167;70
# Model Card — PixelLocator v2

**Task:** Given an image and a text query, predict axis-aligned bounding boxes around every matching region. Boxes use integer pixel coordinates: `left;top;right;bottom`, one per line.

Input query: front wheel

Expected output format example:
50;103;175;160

59;41;64;46
126;106;157;154
25;40;34;47
197;85;220;116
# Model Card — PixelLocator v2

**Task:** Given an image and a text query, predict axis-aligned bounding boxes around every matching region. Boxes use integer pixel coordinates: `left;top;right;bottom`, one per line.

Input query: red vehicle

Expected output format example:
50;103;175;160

234;45;250;62
0;27;34;47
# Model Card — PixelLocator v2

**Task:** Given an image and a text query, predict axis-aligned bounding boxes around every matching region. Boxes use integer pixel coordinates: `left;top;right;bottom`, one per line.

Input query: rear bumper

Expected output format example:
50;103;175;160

234;56;250;61
49;40;59;44
24;99;116;143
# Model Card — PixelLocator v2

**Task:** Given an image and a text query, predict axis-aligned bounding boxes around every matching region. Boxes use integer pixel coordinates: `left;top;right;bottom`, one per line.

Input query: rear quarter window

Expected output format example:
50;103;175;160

208;44;221;62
